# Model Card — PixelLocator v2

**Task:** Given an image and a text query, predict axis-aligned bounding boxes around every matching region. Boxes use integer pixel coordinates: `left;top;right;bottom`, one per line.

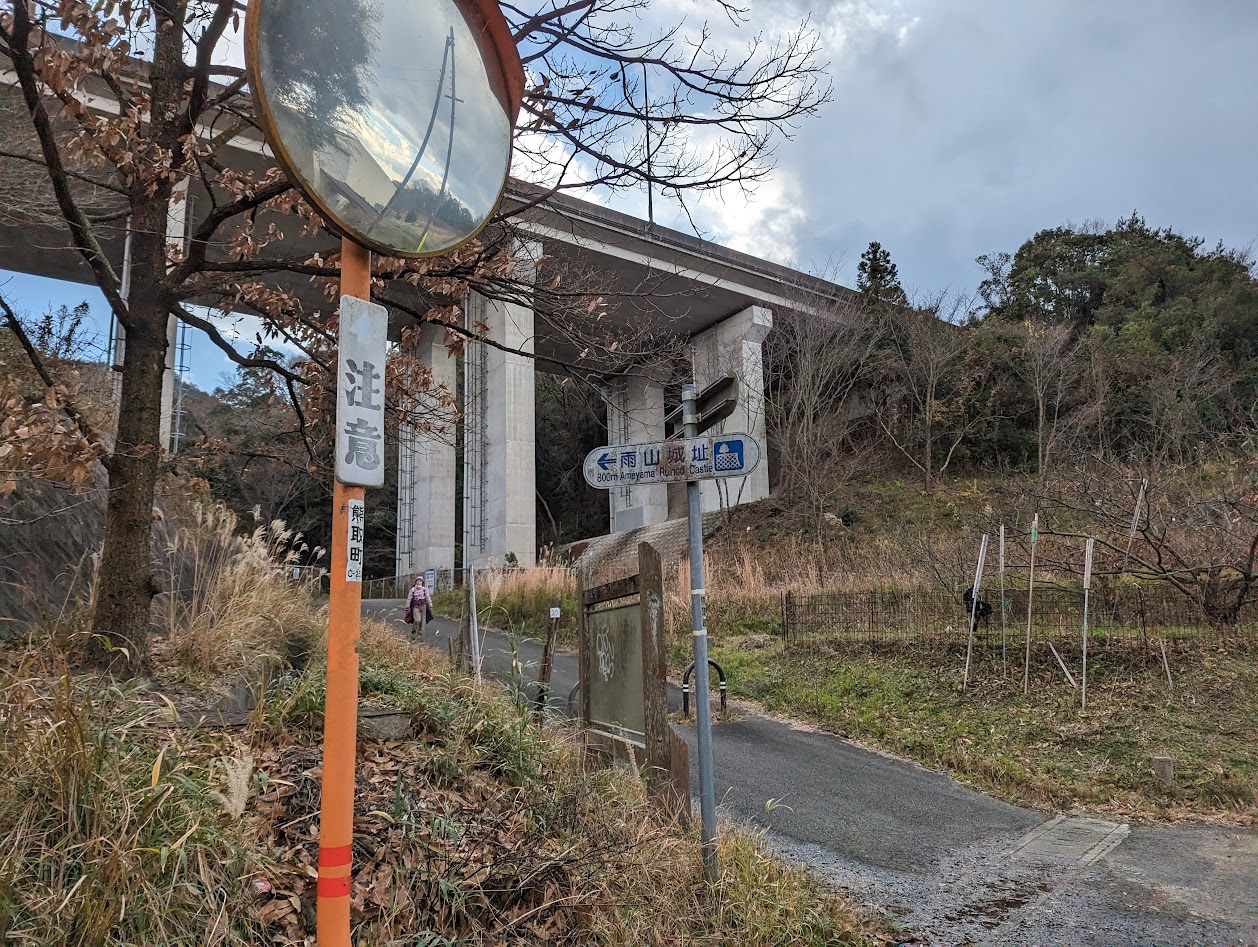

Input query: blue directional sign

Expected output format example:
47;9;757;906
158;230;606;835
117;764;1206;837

582;433;762;490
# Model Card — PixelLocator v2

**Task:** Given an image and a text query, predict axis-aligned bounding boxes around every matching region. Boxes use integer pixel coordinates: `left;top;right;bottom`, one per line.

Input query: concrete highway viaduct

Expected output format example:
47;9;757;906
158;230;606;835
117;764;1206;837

0;76;857;571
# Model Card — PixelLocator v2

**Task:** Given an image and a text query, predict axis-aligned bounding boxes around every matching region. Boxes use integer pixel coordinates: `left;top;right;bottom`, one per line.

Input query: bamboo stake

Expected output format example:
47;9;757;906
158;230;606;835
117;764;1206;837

963;533;989;689
1159;638;1173;689
1120;477;1148;578
1048;642;1077;688
999;524;1007;678
1023;513;1039;695
1082;537;1094;709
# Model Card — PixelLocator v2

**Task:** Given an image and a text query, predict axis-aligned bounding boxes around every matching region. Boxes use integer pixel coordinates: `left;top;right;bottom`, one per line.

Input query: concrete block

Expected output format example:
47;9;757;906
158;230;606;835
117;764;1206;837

359;707;413;742
1153;756;1175;784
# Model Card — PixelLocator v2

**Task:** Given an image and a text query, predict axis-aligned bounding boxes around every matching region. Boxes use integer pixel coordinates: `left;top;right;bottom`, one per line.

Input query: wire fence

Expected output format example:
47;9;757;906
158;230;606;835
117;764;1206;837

780;586;1258;655
344;569;462;600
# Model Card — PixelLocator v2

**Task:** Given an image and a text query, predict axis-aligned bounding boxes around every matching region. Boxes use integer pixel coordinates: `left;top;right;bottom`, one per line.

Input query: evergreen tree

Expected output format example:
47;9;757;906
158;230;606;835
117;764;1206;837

857;241;908;306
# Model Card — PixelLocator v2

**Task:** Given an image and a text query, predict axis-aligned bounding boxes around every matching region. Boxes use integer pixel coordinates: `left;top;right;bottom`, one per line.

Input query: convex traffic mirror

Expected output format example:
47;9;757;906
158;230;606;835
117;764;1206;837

248;0;523;257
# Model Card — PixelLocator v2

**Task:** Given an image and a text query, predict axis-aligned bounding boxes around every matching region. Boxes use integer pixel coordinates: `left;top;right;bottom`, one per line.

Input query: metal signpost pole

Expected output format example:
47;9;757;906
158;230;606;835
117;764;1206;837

317;239;372;947
682;383;719;880
468;564;483;684
580;377;753;880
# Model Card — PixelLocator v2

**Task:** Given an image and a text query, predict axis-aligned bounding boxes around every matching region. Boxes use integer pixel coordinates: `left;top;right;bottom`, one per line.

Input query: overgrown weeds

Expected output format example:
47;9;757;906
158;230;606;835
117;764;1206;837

0;654;263;946
0;500;885;945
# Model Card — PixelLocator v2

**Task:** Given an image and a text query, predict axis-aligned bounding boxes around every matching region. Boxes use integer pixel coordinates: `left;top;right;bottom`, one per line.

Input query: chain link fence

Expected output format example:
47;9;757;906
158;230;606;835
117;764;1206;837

780;585;1258;654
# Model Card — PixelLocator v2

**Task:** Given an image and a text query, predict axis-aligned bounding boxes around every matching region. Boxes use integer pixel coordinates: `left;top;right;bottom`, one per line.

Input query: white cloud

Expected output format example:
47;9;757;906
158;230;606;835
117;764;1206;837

573;0;1258;295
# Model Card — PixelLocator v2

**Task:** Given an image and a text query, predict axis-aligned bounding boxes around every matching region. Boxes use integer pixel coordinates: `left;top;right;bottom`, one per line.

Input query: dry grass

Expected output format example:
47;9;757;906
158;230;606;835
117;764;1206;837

0;503;886;946
154;503;324;682
434;565;582;648
0;653;264;945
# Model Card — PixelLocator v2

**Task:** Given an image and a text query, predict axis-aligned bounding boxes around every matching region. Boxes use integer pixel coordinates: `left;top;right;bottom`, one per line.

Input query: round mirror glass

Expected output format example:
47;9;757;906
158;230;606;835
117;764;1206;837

249;0;515;257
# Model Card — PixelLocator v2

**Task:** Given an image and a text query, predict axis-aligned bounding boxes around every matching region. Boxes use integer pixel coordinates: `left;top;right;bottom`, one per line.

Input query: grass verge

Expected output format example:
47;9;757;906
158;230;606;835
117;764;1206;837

0;631;886;946
708;634;1258;824
0;497;888;945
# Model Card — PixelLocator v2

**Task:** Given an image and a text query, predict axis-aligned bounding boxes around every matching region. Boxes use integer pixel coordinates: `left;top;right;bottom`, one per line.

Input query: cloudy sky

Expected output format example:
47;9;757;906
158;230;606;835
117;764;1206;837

623;0;1258;298
4;0;1256;387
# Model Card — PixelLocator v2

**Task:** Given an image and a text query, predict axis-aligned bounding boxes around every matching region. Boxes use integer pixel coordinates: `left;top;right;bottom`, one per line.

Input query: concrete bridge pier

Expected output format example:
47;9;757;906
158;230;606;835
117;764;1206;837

462;244;541;568
114;178;189;452
690;304;773;515
605;373;669;533
395;323;457;579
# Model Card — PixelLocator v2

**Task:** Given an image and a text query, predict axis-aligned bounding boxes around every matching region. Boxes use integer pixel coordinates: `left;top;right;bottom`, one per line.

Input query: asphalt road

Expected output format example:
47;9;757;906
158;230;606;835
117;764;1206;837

364;600;1258;946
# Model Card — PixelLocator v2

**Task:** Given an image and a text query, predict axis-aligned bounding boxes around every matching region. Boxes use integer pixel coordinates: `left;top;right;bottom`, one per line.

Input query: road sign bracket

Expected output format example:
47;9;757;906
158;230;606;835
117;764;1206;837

665;373;740;438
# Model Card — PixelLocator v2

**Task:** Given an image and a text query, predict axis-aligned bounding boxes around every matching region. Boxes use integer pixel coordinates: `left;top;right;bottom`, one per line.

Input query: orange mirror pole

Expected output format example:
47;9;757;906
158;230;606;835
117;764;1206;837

317;238;371;946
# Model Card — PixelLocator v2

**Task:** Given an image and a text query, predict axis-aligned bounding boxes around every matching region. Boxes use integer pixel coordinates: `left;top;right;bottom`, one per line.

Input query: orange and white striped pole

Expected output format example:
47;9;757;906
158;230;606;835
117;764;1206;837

316;238;372;946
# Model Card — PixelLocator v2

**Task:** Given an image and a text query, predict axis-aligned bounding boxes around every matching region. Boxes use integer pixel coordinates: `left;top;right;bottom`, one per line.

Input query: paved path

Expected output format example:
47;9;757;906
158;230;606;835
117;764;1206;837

365;600;1258;946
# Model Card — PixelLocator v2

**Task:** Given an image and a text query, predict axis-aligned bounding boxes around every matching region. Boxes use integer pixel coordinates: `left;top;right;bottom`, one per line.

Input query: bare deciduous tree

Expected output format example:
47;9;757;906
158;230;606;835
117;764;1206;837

1013;319;1083;481
0;0;828;674
873;295;982;491
1037;459;1258;624
1139;342;1233;465
766;299;879;556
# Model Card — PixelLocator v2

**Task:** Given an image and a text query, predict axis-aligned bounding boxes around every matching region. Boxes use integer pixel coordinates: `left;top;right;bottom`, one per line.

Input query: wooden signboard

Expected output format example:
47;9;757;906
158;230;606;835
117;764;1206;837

577;542;689;819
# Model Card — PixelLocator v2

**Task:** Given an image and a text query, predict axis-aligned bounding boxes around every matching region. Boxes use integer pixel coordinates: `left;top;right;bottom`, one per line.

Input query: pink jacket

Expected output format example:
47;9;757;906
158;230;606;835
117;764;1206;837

407;584;431;614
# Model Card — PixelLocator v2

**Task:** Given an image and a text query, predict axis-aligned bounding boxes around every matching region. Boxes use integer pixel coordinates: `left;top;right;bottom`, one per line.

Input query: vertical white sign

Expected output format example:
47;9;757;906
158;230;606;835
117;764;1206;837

346;498;365;582
1083;537;1095;590
336;295;389;487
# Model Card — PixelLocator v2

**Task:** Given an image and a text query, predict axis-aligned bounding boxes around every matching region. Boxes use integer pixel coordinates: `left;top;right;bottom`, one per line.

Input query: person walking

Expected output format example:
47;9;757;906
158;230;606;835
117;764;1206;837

405;574;433;643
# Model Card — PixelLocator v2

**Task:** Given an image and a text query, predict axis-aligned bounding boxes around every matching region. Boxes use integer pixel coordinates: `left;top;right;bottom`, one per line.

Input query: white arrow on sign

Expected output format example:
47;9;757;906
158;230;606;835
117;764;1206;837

583;433;762;490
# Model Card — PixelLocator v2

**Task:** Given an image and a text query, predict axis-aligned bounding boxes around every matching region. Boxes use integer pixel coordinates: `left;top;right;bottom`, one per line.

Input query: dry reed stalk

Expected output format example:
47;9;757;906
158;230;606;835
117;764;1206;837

155;502;324;681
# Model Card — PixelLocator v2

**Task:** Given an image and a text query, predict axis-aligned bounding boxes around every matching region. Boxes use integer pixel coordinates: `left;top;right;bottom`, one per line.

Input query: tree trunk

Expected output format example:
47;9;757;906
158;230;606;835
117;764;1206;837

1037;397;1047;478
923;406;934;491
91;310;167;672
89;191;174;673
87;7;185;675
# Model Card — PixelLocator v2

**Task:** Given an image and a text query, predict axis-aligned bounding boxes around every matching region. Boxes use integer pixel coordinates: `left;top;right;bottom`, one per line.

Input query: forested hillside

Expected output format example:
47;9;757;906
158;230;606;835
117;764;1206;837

7;212;1253;582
